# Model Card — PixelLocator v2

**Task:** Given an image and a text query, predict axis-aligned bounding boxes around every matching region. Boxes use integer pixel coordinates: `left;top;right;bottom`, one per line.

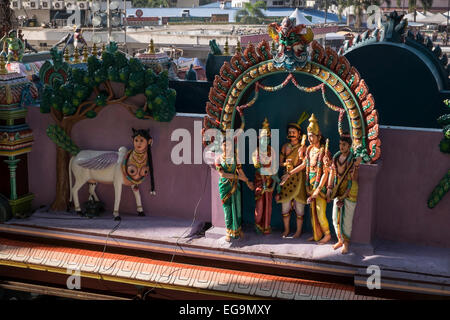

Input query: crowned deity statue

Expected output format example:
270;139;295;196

275;115;308;238
215;139;254;242
252;118;280;235
326;133;361;254
0;29;25;62
282;114;332;244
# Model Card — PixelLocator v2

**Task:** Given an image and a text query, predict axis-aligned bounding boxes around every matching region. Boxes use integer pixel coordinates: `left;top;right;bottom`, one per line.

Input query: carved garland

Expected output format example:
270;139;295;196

202;40;381;163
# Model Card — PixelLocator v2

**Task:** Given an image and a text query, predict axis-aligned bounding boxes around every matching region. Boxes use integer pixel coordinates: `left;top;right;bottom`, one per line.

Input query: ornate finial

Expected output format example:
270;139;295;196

92;43;98;57
261;118;271;137
82;46;89;62
148;39;155;54
73;49;80;64
235;40;241;54
307;113;320;135
64;48;70;62
224;38;229;55
101;43;106;55
0;55;7;75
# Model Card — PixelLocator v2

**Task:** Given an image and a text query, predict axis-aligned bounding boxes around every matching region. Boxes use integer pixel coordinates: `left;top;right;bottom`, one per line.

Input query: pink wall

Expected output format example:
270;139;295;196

375;127;450;248
27;106;211;222
26;106;450;248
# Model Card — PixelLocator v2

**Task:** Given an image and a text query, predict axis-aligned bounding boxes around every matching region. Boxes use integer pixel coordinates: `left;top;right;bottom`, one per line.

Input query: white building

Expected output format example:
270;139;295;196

231;0;300;8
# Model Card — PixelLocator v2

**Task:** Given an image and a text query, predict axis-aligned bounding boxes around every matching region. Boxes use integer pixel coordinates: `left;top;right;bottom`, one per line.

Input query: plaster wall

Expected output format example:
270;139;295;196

26;106;450;247
26;106;211;222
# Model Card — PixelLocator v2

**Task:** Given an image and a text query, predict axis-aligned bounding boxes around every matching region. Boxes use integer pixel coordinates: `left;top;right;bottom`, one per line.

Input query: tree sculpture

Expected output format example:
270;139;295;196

39;43;176;211
427;100;450;208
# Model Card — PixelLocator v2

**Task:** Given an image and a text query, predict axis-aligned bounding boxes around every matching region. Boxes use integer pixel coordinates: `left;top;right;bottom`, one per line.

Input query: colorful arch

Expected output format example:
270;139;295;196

203;40;381;163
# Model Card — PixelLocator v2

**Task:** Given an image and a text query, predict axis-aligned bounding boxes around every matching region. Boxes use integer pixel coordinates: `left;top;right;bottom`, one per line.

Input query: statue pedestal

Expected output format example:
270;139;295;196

9;194;35;217
205;167;226;239
350;162;382;246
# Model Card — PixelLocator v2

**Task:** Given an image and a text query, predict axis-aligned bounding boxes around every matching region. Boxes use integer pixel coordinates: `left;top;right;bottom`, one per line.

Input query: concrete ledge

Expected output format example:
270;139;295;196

204;226;226;240
355;268;450;298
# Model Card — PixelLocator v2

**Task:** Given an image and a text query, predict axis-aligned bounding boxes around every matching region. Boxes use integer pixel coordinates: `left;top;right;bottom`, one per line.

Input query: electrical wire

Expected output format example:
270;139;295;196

148;166;210;292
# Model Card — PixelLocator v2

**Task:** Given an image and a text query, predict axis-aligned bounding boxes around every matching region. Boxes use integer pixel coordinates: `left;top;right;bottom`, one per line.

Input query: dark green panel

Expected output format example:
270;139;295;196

345;43;448;129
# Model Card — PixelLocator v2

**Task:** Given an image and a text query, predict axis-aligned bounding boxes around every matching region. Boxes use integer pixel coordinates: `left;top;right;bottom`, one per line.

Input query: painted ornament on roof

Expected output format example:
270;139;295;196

268;17;314;71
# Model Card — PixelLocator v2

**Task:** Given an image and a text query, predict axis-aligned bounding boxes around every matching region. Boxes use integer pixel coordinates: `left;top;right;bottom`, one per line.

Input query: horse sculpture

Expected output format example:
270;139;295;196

69;128;155;221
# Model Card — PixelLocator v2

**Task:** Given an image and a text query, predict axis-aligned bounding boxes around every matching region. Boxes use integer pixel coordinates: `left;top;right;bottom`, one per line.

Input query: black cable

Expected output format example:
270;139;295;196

150;166;210;289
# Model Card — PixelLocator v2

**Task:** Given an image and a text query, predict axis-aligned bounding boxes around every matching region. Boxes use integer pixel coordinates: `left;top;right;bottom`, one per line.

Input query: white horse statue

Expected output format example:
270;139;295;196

69;128;155;221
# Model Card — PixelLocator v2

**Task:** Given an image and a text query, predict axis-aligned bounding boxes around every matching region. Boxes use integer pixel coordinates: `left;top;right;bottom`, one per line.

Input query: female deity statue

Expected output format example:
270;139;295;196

252;118;280;235
216;139;254;242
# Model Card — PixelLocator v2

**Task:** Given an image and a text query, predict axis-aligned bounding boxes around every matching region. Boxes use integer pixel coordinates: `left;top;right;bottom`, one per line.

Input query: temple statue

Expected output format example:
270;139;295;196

275;116;308;238
0;29;25;62
216;139;254;242
53;26;87;56
327;133;361;254
252;118;279;235
282;114;332;244
268;16;314;70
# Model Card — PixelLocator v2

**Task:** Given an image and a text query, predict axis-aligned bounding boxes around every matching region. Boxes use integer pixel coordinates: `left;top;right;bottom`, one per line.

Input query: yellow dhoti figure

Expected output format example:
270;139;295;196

281;114;332;244
304;115;332;242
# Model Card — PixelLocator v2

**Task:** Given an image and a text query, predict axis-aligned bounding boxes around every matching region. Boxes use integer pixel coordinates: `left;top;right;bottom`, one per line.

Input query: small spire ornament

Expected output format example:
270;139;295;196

148;39;155;54
64;48;70;62
73;49;80;64
235;40;241;54
0;55;8;75
223;38;229;55
92;43;98;57
82;46;89;62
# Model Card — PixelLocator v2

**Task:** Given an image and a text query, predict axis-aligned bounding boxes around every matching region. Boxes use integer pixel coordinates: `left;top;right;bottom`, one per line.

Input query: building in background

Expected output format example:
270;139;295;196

10;0;132;27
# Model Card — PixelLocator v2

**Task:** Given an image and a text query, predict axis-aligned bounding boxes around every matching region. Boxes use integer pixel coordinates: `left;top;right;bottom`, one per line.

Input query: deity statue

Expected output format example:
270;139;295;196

268;16;314;70
252;118;280;235
0;29;25;62
275;116;308;238
70;128;155;221
216;139;254;242
282;114;332;244
326;133;361;254
54;26;87;56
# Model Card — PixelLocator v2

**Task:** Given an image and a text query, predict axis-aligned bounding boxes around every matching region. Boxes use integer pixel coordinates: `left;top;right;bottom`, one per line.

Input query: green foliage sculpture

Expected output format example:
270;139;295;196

39;43;176;211
427;100;450;208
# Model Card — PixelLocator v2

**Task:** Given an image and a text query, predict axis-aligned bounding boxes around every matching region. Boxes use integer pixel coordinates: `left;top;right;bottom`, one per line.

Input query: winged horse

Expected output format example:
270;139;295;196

69;128;155;221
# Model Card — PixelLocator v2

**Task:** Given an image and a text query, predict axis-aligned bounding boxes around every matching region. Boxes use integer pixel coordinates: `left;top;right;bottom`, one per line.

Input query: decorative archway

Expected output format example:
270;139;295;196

203;39;381;163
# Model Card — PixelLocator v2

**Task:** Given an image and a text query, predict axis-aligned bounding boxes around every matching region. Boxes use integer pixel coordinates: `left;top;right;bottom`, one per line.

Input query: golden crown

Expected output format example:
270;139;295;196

307;113;320;135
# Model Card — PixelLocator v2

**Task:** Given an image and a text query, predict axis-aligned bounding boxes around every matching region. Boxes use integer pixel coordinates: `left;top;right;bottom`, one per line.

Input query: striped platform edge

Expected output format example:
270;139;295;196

0;238;379;300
